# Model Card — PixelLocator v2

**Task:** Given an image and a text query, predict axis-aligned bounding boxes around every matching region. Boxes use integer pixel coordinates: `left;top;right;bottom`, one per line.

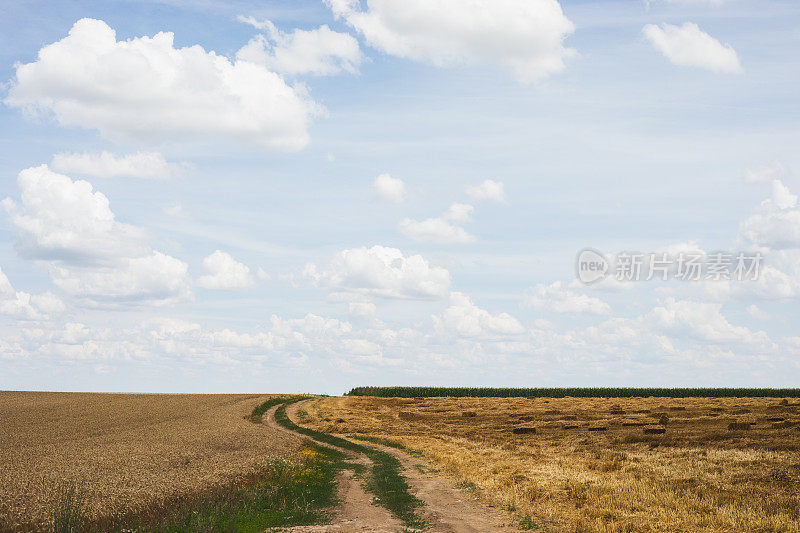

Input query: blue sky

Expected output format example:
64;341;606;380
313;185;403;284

1;0;799;394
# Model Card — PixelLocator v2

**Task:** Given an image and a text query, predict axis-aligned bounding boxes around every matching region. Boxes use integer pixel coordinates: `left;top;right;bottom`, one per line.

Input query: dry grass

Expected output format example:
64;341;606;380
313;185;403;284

0;391;304;532
303;395;800;532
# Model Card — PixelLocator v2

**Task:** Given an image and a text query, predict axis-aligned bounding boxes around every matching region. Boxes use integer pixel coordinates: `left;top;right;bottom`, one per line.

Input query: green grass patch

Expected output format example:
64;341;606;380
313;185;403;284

51;482;88;533
54;440;345;532
518;514;542;530
149;443;340;533
250;395;310;423
346;386;800;398
275;403;426;529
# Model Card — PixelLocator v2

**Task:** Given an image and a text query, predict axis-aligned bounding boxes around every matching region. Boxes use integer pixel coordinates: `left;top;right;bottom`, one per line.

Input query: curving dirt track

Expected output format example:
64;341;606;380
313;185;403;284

265;401;524;533
265;403;400;532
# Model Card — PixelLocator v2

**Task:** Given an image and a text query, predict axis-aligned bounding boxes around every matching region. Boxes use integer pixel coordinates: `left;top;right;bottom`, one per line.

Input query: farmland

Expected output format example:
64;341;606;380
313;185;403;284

0;392;304;531
303;394;800;532
347;386;800;398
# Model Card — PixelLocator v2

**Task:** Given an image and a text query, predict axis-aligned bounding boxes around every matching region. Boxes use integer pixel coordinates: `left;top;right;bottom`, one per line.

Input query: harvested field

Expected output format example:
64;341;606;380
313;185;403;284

0;392;303;532
303;395;800;532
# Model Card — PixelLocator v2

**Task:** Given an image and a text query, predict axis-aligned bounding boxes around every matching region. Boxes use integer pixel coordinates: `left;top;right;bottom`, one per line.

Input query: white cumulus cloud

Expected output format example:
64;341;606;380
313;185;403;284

434;292;525;338
0;267;65;320
373;173;406;202
2;165;148;263
304;245;450;299
523;281;611;315
237;16;362;76
50;252;190;305
325;0;575;83
738;180;800;250
399;203;475;243
197;250;255;290
466;179;506;202
51;151;188;180
646;298;770;346
643;22;742;74
5;18;318;150
2;165;190;305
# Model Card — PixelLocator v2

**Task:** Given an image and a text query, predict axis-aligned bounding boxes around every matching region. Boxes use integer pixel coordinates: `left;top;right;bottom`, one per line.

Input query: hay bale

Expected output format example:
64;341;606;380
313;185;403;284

728;422;752;431
669;406;687;411
462;411;477;418
644;427;666;435
518;415;535;422
588;426;608;432
563;424;579;430
766;417;785;422
512;426;537;435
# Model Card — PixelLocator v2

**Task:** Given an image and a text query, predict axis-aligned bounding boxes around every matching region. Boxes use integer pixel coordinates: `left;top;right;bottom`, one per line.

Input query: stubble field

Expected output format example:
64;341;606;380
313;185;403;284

303;395;800;532
0;392;302;532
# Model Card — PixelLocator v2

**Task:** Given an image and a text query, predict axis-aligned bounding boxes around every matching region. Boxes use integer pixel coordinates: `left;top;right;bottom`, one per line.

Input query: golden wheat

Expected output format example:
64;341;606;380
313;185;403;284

0;392;303;531
304;395;800;532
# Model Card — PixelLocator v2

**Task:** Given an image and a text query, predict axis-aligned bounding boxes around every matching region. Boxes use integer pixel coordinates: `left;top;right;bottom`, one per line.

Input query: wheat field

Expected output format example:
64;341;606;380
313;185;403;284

303;395;800;532
0;392;303;532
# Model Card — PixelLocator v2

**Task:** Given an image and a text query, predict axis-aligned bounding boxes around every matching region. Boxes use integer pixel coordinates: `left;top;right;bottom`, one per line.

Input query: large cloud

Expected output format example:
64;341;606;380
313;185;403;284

197;250;255;290
325;0;575;83
5;18;318;150
2;165;148;263
643;22;742;74
49;252;190;305
2;165;190;305
237;16;362;77
304;245;450;299
646;298;770;346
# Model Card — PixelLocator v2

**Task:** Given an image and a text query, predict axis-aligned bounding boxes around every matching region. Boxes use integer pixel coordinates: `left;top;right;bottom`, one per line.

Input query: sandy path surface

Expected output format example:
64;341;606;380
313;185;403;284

266;401;523;533
359;440;522;533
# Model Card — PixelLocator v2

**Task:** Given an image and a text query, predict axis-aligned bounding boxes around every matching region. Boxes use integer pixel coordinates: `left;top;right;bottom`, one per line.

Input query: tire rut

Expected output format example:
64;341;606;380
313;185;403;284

264;404;401;532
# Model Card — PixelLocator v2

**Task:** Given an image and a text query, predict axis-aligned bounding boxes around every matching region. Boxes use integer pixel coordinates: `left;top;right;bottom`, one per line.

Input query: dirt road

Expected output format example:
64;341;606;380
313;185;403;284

265;401;524;533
